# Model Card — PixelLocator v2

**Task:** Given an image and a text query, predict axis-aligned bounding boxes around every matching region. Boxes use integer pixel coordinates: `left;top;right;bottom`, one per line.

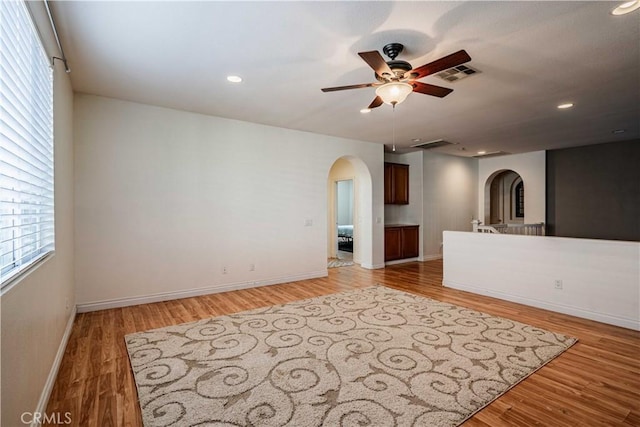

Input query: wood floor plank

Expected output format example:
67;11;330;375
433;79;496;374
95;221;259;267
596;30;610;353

44;260;640;426
97;395;117;427
623;410;640;426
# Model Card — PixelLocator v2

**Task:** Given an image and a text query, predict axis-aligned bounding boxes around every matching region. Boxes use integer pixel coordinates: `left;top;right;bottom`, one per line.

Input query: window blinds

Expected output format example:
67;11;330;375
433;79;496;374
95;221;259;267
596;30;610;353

0;0;55;287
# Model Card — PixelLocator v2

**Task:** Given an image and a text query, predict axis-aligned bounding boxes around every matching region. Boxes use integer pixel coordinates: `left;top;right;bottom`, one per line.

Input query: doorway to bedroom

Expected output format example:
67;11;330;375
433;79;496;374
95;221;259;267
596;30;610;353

327;158;357;268
335;179;354;262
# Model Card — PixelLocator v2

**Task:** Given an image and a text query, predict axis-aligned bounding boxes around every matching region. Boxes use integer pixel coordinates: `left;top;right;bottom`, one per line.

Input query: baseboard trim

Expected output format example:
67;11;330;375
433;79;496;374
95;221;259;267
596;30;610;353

443;279;640;331
77;270;329;313
361;262;385;270
32;305;77;427
421;254;443;261
385;257;420;266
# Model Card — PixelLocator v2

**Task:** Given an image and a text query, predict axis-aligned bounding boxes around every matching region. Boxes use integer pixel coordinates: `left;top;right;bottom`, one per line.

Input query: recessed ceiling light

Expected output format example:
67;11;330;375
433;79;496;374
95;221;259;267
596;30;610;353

557;103;574;109
412;138;421;142
612;129;626;134
612;0;640;15
226;75;242;83
477;151;486;155
360;108;371;114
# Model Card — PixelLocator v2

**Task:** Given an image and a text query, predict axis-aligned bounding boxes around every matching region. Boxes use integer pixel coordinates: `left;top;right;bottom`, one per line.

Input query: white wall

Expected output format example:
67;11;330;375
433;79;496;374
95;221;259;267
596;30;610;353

336;180;353;226
478;151;545;224
0;5;76;423
423;152;478;259
443;231;640;330
74;94;385;309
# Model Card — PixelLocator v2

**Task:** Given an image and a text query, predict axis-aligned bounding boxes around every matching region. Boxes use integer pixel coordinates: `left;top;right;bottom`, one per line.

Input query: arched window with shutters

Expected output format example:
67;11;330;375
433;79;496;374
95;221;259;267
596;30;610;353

515;180;524;218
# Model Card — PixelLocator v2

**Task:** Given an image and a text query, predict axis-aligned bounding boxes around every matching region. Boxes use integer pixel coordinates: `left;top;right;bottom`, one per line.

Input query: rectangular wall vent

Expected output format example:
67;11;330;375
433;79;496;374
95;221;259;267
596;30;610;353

410;139;456;150
472;151;511;158
435;64;480;82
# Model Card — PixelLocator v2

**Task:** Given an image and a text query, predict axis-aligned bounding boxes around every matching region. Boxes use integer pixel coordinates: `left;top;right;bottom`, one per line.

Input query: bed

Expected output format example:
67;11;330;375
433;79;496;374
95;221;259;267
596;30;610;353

337;225;353;252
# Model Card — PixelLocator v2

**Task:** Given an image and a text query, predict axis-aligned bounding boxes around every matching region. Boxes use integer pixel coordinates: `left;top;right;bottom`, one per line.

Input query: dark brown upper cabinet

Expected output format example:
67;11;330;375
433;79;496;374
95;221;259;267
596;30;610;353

384;162;409;204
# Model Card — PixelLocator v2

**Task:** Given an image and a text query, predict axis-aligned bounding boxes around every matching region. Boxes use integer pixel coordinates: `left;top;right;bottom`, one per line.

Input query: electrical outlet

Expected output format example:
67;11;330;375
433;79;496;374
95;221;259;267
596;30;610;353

65;297;70;311
249;263;255;271
554;279;563;290
222;266;228;274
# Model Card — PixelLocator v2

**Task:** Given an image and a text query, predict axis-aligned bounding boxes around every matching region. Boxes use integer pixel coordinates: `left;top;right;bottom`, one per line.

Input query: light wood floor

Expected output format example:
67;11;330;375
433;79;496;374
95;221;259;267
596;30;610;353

46;260;640;426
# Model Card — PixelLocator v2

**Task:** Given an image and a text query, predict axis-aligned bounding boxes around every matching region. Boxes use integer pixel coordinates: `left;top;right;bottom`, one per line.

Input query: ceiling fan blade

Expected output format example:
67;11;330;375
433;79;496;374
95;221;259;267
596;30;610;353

358;51;394;78
368;96;383;109
412;82;453;98
409;50;471;79
321;83;374;92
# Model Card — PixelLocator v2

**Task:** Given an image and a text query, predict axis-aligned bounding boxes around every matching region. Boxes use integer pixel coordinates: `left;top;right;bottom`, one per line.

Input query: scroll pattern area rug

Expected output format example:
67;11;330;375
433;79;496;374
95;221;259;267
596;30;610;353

125;286;577;427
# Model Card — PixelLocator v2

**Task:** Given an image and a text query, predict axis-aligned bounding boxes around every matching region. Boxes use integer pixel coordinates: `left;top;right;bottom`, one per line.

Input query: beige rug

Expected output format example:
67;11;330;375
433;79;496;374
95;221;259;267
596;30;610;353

327;258;354;268
125;286;576;427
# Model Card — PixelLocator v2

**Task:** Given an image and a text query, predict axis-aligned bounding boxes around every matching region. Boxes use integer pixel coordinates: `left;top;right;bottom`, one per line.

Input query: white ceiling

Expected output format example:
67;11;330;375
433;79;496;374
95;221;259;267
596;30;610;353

52;1;639;156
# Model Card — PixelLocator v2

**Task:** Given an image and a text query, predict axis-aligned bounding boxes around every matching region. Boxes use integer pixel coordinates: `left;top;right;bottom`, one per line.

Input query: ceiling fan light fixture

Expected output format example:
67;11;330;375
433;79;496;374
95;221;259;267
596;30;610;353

360;108;371;114
375;82;413;106
612;0;640;15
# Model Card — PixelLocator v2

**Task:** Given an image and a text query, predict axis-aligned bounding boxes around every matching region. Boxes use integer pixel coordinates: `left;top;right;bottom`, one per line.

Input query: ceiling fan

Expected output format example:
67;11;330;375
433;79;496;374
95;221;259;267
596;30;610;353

321;43;471;109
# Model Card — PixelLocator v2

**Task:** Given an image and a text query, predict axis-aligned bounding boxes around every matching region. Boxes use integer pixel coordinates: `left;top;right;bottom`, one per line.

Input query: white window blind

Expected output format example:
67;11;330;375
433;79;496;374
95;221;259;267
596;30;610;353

0;0;54;287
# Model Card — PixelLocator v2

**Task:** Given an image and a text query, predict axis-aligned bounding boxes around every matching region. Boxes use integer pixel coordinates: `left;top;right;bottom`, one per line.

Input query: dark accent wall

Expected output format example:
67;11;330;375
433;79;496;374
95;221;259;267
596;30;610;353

546;139;640;241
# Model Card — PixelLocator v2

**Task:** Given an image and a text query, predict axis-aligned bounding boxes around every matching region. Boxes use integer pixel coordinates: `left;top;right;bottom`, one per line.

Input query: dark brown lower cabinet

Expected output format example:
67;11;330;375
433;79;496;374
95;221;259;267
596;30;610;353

385;225;419;261
384;227;403;261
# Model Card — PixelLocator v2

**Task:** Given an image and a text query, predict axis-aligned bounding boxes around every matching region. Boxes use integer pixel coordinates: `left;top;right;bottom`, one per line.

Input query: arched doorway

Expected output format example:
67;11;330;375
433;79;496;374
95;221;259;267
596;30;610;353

484;169;524;225
326;156;373;267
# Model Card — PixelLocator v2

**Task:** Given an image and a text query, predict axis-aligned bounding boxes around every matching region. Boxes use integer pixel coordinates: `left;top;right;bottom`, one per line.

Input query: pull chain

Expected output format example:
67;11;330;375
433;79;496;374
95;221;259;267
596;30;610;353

392;103;396;152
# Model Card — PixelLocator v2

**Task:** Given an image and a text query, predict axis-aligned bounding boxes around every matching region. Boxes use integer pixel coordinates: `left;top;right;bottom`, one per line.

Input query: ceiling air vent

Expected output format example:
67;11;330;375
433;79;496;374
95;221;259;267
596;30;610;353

436;64;479;83
411;139;456;150
472;151;511;158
